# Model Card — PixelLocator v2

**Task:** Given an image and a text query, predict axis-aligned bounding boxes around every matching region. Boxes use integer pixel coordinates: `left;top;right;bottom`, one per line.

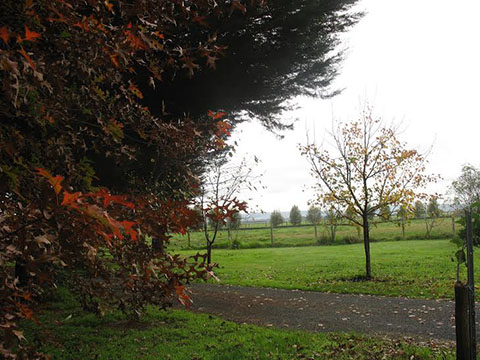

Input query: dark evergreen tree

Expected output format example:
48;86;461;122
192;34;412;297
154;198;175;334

144;0;362;130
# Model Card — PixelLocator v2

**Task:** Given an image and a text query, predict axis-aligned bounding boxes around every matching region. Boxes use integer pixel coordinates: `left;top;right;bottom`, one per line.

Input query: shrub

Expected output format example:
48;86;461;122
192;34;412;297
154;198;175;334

343;236;362;244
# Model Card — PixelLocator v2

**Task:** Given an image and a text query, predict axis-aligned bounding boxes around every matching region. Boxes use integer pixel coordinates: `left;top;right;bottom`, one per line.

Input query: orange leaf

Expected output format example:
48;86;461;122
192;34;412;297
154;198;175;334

105;0;114;11
35;167;52;179
109;53;120;68
0;26;10;44
175;285;191;307
61;191;81;206
45;113;54;124
213;111;227;120
154;31;164;39
129;83;143;99
18;46;35;69
24;26;41;41
50;175;64;195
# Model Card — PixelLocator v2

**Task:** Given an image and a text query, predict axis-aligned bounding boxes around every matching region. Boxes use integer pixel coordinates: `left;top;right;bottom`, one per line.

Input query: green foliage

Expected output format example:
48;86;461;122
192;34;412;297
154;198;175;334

227;212;242;230
451;164;480;206
379;205;391;220
289;205;302;226
414;201;425;218
306;206;322;224
270;210;284;228
427;198;441;218
342;235;362;244
456;202;480;246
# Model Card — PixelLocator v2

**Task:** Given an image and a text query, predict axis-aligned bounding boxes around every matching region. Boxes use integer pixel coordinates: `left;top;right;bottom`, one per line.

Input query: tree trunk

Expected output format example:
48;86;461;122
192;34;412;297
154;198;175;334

207;242;212;265
314;223;318;243
187;231;191;248
228;227;232;247
452;216;456;236
363;215;372;279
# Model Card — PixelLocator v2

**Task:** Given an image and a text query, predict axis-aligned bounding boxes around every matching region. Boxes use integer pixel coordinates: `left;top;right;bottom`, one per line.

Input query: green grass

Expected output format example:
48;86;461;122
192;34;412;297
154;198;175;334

24;288;453;359
182;239;474;300
171;218;456;250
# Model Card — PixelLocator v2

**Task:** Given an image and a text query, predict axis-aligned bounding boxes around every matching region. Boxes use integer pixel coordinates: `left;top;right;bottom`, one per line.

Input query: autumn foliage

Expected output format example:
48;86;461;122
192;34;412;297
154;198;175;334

0;0;263;357
301;108;438;278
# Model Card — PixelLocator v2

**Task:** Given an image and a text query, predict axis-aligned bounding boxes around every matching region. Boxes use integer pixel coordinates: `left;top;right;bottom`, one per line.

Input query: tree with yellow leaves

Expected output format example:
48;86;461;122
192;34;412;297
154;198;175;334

301;107;438;278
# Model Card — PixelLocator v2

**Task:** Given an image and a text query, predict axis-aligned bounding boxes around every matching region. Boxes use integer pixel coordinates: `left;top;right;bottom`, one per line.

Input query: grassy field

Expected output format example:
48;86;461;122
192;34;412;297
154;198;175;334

182;239;474;300
170;217;456;250
24;288;454;359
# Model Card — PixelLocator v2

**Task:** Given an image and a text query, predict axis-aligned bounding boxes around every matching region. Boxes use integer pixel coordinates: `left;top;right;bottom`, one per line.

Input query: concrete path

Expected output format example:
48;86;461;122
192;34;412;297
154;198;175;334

184;283;480;341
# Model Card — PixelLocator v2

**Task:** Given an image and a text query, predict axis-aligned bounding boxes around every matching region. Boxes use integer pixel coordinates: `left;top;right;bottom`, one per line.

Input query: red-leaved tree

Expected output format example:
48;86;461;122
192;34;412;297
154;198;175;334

0;0;266;357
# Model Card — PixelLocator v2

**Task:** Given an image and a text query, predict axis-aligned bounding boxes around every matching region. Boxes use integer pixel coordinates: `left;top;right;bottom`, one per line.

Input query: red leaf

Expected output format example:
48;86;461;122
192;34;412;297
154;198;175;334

61;191;81;206
35;167;52;179
35;168;63;194
18;46;35;69
175;285;191;307
214;111;227;120
0;26;10;44
121;220;138;241
24;26;41;41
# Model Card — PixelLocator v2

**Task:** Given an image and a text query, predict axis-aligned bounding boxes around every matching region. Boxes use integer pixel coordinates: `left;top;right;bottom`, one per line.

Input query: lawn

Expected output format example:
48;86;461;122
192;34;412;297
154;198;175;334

24;288;454;359
181;239;475;300
170;217;456;250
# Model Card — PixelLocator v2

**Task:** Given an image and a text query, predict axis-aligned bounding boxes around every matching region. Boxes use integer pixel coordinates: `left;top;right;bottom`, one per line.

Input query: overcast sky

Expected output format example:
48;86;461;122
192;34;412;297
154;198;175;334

229;0;480;213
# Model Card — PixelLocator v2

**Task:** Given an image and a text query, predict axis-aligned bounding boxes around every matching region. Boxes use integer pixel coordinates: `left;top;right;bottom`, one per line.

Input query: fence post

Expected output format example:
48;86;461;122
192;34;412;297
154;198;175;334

456;210;476;359
466;210;476;359
270;222;274;246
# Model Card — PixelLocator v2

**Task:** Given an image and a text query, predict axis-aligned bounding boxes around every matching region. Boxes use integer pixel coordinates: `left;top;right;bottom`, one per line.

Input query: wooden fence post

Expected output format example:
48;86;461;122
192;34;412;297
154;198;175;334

455;210;476;359
465;210;476;359
270;222;274;246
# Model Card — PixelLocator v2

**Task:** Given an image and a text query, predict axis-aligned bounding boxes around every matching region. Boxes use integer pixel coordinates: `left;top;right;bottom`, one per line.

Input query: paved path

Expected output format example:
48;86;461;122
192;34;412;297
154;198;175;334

184;283;480;341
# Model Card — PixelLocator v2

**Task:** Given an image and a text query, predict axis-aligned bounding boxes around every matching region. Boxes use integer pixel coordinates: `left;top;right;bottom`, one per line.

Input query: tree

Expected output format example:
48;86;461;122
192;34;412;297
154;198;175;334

451;164;480;208
307;205;322;242
148;0;362;129
307;206;322;224
270;210;284;227
427;197;441;218
301;107;437;278
227;211;242;248
289;205;302;226
423;197;442;239
325;207;342;244
451;165;480;247
395;206;412;239
198;157;251;264
0;0;265;357
379;205;391;220
414;200;426;219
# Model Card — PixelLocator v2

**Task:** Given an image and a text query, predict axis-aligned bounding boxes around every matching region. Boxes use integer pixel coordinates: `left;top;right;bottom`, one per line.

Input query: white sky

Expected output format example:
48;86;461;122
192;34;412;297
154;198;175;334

230;0;480;213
